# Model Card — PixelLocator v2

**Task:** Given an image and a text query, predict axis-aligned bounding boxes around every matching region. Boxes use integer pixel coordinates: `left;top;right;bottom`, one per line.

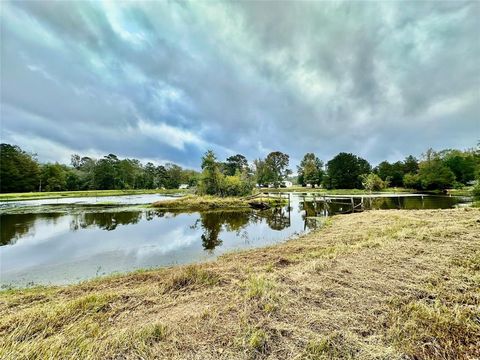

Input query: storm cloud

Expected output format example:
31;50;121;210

1;0;479;168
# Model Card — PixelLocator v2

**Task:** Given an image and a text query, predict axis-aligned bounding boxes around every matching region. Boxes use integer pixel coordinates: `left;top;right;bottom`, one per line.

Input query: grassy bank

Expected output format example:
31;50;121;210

447;186;474;197
1;208;479;359
152;195;287;211
0;189;188;202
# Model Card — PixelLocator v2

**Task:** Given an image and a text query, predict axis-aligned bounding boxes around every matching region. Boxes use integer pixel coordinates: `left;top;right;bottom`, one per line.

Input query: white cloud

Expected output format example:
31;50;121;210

136;119;205;151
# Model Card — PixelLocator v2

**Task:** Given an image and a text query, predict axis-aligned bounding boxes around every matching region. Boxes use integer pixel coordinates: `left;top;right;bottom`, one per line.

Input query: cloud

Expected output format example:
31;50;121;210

1;0;478;169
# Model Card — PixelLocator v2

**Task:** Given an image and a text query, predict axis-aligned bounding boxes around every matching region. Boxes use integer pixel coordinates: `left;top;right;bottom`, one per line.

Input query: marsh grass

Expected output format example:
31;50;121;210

152;194;286;211
1;208;478;359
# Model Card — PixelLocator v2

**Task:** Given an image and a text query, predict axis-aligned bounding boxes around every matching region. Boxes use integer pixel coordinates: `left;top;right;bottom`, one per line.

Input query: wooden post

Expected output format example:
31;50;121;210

351;197;354;213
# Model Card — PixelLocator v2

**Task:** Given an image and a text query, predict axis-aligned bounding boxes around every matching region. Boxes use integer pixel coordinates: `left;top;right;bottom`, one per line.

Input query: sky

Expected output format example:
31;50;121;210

1;0;479;169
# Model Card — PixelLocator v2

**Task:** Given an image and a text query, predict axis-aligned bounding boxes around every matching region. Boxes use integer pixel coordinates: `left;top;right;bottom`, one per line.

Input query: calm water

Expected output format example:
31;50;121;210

0;193;468;288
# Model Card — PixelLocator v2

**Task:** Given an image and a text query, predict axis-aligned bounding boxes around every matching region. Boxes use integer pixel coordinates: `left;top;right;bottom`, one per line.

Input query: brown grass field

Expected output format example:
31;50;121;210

0;208;479;359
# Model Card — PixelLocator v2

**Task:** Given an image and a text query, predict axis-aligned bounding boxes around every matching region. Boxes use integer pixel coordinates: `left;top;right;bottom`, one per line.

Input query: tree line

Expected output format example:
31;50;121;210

0;144;198;193
296;147;479;191
1;142;479;194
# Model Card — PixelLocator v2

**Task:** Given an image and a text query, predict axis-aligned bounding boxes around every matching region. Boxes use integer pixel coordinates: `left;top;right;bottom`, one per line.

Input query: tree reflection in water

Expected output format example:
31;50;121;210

70;211;143;231
194;207;294;252
192;211;251;252
254;207;291;231
1;213;63;245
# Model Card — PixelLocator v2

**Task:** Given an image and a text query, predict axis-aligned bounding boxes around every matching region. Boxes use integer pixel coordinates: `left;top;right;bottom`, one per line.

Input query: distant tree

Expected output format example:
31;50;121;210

375;161;404;187
75;157;96;189
65;169;82;191
153;165;165;188
182;169;200;187
224;154;248;176
198;150;223;195
143;162;157;189
264;151;291;187
403;173;421;189
164;163;183;189
440;149;477;184
71;154;81;170
418;159;455;190
403;155;419;174
324;152;371;189
254;158;268;186
93;154;120;190
297;153;324;187
40;163;68;191
0;144;40;192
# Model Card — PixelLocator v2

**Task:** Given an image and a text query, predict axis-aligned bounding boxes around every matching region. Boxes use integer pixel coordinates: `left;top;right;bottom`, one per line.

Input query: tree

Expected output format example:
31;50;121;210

0;144;40;192
164;163;183;189
254;158;268;186
403;173;421;189
403;155;419;174
263;151;291;187
418;159;455;190
440;149;477;185
41;163;68;191
198;150;223;195
375;161;404;187
143;162;157;189
324;152;371;189
71;154;81;170
93;155;119;190
297;153;324;186
224;154;248;176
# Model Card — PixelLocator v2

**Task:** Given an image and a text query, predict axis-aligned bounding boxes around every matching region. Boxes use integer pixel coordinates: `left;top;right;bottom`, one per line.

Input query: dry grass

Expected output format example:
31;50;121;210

1;208;479;359
152;195;286;211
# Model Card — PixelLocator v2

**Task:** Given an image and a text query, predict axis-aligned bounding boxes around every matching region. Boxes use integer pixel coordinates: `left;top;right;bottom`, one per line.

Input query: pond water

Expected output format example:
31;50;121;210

0;193;469;288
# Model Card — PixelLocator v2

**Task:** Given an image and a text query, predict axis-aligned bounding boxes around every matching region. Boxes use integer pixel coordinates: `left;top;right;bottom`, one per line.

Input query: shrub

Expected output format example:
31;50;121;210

403;173;421;189
361;173;387;191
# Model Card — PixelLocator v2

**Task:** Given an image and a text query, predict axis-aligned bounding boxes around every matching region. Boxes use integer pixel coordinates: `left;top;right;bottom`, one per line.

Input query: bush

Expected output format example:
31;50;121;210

220;175;243;196
361;173;387;192
472;181;480;198
403;173;421;189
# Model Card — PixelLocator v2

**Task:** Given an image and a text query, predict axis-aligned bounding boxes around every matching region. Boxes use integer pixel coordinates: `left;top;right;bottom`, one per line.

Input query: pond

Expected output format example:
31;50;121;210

0;193;469;288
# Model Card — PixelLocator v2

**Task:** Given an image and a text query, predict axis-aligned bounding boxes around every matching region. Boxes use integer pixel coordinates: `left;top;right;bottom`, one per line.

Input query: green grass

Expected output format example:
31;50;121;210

0;189;188;202
447;186;474;197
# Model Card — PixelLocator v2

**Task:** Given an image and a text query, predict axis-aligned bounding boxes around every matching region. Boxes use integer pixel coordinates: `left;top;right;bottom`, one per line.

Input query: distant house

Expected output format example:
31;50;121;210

282;181;293;188
179;184;189;189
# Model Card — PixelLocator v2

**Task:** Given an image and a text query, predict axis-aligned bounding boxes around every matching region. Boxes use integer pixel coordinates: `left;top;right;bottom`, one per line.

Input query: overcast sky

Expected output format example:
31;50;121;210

1;0;479;169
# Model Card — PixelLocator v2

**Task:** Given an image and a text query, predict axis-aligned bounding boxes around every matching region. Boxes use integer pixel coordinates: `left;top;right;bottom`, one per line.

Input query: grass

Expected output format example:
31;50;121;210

447;186;474;197
1;208;479;359
0;189;188;202
152;194;287;211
